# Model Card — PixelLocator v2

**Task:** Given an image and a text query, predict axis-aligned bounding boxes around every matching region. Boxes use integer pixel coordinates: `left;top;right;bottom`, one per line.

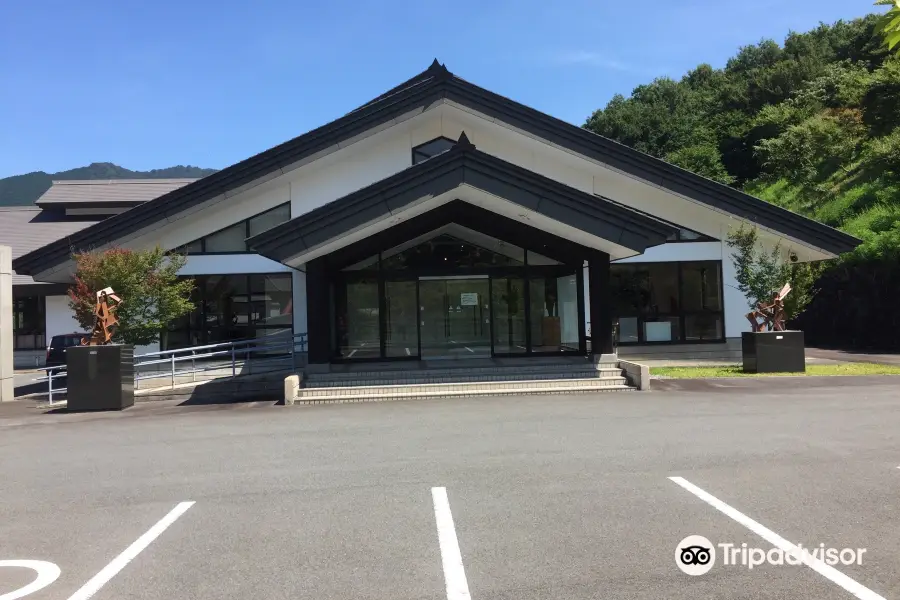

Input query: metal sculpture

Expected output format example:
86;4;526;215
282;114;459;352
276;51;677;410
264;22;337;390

746;283;791;332
82;287;122;346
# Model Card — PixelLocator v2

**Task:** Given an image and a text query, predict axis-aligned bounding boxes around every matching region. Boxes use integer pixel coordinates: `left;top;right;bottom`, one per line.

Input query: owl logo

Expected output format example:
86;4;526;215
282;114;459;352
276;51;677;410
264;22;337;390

676;536;716;575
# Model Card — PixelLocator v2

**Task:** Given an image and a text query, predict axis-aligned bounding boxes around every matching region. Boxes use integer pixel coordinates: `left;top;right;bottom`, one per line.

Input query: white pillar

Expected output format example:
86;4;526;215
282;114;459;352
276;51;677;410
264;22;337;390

0;246;13;401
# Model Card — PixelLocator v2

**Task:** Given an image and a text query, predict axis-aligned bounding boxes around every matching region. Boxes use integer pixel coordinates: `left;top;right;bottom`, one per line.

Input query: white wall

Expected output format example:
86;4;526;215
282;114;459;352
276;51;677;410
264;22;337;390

721;248;752;338
45;295;81;340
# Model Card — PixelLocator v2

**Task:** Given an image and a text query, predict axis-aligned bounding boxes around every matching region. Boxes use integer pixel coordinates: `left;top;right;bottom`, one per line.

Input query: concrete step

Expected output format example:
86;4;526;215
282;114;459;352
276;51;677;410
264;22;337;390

296;376;633;403
305;362;618;382
304;368;624;388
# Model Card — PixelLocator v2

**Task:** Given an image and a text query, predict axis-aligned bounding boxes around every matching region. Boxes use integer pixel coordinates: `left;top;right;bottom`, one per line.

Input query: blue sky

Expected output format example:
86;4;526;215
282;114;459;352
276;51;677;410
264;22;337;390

0;0;882;178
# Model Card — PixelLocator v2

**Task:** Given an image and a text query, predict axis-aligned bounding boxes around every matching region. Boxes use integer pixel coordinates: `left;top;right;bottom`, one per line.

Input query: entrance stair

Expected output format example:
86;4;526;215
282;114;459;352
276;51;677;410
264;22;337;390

295;357;635;403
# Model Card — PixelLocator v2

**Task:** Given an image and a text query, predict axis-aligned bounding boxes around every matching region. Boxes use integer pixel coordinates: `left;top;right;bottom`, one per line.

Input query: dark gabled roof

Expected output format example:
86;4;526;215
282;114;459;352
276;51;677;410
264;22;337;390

0;207;101;285
246;133;675;262
36;179;197;207
13;60;859;276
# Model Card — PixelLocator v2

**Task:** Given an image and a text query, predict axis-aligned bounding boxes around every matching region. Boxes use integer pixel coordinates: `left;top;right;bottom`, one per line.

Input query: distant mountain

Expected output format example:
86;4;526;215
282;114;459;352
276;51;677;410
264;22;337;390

0;163;218;207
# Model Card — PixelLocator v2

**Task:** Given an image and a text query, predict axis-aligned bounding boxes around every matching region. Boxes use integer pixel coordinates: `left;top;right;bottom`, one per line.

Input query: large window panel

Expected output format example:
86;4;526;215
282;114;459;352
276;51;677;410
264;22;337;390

685;314;724;341
611;260;724;344
250;274;293;328
645;263;679;315
681;262;722;312
385;280;418;357
164;274;293;350
492;276;527;354
249;204;291;237
184;202;290;254
337;278;380;359
13;296;46;350
203;223;247;253
529;273;579;352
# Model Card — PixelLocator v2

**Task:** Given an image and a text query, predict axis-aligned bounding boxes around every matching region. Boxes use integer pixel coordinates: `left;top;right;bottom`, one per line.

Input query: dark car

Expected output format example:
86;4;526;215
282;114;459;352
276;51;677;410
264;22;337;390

45;333;87;367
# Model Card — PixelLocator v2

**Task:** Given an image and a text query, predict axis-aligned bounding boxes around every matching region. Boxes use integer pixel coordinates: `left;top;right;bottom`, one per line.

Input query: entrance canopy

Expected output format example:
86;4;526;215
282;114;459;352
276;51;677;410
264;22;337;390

247;133;676;266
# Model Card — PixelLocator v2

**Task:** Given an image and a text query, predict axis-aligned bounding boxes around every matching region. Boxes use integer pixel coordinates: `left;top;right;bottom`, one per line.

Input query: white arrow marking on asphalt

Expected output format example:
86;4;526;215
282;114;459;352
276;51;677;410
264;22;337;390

669;477;885;600
0;560;61;600
431;487;472;600
66;501;194;600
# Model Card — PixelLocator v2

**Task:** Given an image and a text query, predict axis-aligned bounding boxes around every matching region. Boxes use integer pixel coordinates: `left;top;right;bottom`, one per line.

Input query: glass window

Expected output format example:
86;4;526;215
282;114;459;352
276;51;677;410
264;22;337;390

492;276;527;354
184;203;290;254
203;275;251;342
164;274;292;350
412;137;456;164
611;260;724;344
337;278;380;359
681;262;722;312
529;273;579;352
385;280;417;357
203;223;247;253
643;317;680;342
249;274;293;328
685;314;724;341
381;234;523;270
618;317;639;343
249;204;291;237
13;296;46;350
645;263;680;315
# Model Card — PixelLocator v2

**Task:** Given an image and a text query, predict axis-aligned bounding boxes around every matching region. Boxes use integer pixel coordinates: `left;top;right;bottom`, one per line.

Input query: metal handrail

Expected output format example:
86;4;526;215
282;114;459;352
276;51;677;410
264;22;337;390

33;331;308;404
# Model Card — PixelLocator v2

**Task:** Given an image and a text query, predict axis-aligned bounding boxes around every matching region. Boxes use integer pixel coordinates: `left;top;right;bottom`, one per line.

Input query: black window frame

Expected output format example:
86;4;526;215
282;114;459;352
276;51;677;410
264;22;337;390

13;295;46;350
182;202;291;255
411;137;457;165
332;245;584;362
611;260;725;345
163;272;294;351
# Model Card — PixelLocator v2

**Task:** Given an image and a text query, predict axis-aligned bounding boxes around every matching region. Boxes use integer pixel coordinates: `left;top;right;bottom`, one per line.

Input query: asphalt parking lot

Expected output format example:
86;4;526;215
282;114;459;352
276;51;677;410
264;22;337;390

1;376;899;599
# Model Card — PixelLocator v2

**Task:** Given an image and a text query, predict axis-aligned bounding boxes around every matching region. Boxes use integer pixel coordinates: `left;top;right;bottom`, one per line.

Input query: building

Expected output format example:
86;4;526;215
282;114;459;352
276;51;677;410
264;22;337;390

9;61;859;368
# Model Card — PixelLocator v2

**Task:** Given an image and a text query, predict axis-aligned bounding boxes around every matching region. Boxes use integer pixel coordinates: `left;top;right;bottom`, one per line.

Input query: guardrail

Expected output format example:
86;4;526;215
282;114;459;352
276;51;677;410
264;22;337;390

34;331;308;405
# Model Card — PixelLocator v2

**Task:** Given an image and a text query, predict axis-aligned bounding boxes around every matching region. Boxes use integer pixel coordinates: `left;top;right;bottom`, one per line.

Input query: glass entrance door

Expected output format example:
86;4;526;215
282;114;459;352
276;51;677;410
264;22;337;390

419;277;490;359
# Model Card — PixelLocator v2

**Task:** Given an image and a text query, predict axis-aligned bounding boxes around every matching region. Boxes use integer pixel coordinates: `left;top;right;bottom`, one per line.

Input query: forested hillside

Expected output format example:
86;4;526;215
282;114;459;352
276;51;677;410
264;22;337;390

585;14;899;349
0;163;217;207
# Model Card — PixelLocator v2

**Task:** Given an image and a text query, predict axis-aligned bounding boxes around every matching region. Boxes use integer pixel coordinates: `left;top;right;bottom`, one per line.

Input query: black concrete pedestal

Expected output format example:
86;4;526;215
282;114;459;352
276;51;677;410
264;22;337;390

742;331;805;373
66;345;134;410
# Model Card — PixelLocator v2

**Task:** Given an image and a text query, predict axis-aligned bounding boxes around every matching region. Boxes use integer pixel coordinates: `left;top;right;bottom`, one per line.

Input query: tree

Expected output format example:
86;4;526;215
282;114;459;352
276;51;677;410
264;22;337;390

726;226;817;320
875;0;900;56
665;144;734;184
68;247;195;346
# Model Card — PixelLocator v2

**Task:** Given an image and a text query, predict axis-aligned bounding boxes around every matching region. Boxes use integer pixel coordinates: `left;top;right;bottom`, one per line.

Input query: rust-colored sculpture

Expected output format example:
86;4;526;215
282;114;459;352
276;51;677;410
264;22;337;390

746;283;791;332
82;287;122;346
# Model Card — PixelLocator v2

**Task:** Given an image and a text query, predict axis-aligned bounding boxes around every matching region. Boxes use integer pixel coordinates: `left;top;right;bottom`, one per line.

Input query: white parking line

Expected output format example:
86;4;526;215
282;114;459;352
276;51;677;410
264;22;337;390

66;501;195;600
0;560;61;600
669;477;885;600
431;487;472;600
